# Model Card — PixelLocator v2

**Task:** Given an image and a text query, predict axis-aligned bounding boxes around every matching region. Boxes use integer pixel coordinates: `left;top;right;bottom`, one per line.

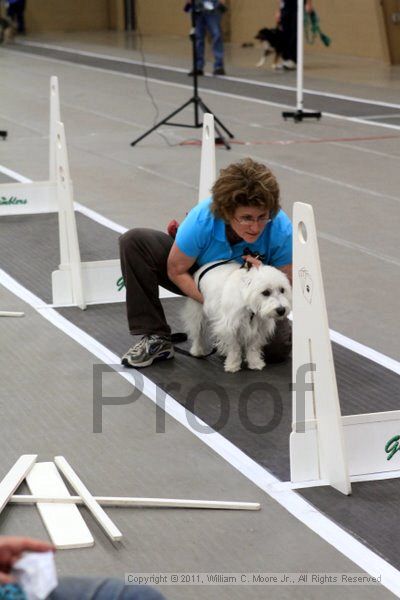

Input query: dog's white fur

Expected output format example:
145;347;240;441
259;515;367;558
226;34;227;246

182;262;292;373
256;41;275;67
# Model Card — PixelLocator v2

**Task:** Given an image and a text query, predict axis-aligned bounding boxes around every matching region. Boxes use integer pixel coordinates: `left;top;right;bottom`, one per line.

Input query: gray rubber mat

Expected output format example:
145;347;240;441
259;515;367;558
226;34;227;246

58;299;400;570
62;299;294;479
0;173;14;183
3;210;400;570
10;42;400;122
0;212;120;303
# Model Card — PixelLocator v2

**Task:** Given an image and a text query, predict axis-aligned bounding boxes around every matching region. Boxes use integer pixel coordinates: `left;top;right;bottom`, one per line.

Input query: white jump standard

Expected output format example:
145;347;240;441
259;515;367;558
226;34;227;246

1;86;216;309
290;202;400;494
0;77;60;217
52;111;217;307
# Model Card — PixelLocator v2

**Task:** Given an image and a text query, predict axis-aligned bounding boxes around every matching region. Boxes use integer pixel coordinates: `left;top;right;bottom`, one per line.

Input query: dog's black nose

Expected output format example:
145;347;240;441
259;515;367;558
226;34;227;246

276;307;286;316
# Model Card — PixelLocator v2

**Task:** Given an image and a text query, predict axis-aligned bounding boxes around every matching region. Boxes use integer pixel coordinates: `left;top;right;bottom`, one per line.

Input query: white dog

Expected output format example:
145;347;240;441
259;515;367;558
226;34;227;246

182;262;292;373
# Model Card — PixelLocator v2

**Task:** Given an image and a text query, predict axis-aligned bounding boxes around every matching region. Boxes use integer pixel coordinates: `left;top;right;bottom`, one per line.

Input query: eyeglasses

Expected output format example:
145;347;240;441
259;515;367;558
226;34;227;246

233;215;272;226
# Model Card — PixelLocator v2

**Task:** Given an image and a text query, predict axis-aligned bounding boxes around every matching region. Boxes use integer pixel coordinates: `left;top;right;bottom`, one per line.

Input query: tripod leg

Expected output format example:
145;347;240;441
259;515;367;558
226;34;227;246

214;122;231;150
197;101;231;149
199;99;234;139
130;98;194;146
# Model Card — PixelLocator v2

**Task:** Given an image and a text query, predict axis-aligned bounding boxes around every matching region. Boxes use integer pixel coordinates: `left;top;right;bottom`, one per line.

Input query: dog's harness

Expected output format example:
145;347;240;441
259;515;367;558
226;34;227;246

174;249;266;359
197;248;265;292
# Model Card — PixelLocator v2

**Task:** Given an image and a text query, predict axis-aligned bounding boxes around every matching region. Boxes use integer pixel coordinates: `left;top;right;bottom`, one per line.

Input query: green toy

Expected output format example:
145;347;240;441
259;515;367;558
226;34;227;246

305;10;331;47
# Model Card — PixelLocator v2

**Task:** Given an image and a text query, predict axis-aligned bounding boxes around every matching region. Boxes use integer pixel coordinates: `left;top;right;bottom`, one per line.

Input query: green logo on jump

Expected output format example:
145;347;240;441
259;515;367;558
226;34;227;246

385;435;400;461
117;276;125;292
0;196;28;205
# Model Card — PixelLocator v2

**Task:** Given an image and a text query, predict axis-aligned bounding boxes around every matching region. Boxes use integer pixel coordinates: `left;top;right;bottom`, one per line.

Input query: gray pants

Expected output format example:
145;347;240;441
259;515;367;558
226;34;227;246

49;577;165;599
119;228;291;362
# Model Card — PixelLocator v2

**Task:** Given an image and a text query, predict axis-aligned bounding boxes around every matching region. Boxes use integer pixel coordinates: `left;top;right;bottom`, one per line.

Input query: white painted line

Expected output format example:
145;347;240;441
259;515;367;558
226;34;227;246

1;267;400;596
15;40;400;111
361;113;400;121
0;164;32;183
15;40;189;74
74;202;127;235
329;330;400;376
327;113;400;132
0;168;125;234
136;165;197;191
271;480;330;492
316;231;400;269
4;45;400;133
239;151;400;206
273;468;400;492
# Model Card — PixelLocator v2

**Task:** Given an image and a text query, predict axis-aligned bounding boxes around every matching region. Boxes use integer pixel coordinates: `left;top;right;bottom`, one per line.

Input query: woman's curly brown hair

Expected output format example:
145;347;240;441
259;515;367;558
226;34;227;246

210;158;280;221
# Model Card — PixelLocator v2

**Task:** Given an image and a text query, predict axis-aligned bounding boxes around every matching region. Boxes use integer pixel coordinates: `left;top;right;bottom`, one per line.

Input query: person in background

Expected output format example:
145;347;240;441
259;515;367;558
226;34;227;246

184;0;226;76
119;158;292;369
277;0;313;70
6;0;26;34
0;536;165;599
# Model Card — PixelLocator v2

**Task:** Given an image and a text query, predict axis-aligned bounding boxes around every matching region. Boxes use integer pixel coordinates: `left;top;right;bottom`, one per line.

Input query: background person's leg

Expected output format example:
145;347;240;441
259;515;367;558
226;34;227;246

6;3;16;25
206;11;224;71
16;0;25;33
281;8;297;63
119;228;181;337
194;12;206;71
49;577;166;600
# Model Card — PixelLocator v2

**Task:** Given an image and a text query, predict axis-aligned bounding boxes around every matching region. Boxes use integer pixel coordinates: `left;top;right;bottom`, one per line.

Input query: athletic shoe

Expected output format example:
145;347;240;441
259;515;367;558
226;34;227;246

188;69;204;76
213;67;226;76
283;60;296;71
122;335;174;368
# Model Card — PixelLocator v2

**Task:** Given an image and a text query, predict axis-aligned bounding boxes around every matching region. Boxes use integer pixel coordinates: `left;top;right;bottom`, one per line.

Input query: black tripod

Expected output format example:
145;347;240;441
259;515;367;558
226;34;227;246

130;0;234;150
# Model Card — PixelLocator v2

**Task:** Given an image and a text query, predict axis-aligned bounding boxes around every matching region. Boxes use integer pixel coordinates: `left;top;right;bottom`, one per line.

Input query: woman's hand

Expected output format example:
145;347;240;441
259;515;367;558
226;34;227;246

0;536;55;583
242;254;262;269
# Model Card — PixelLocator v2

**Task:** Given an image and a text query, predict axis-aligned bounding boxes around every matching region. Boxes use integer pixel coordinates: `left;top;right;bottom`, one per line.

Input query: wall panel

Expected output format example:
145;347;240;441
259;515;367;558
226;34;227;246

26;0;110;32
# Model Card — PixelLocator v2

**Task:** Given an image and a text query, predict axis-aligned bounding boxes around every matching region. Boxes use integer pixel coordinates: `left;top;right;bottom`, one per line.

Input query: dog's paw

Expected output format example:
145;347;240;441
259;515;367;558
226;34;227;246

224;360;242;373
247;357;265;371
190;343;206;357
256;58;266;67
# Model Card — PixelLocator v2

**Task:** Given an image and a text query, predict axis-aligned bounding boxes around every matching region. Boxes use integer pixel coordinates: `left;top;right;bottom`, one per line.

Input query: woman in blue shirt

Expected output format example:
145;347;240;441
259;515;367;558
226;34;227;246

119;158;292;368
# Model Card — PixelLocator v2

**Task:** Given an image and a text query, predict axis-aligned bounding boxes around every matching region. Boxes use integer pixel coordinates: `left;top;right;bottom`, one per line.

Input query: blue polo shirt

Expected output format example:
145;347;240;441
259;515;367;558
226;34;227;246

175;197;292;267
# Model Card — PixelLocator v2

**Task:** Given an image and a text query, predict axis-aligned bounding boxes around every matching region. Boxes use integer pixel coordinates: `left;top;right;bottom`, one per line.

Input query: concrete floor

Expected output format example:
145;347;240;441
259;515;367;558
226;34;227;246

1;30;400;599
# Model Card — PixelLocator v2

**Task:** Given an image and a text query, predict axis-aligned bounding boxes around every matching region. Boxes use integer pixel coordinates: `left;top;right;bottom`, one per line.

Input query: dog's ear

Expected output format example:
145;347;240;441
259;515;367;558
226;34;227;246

240;270;254;288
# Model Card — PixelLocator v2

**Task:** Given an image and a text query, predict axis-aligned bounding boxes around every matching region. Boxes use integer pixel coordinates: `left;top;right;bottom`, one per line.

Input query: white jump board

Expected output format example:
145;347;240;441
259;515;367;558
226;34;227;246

0;455;37;514
0;181;58;216
52;259;178;306
54;456;122;542
26;462;94;549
